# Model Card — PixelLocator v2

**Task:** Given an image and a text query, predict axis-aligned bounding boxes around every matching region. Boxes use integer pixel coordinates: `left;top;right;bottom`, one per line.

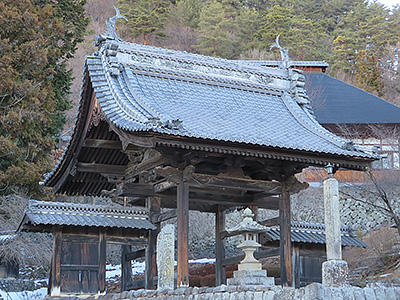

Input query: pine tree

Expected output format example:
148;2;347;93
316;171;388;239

255;5;327;60
118;0;171;44
0;0;89;198
196;0;239;58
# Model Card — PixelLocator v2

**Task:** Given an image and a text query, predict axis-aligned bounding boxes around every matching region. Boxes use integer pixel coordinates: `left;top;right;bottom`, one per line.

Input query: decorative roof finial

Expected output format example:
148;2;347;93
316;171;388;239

270;35;290;69
105;6;128;41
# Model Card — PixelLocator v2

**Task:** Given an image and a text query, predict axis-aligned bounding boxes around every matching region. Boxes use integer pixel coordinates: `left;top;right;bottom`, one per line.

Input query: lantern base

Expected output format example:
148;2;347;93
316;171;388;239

227;269;275;287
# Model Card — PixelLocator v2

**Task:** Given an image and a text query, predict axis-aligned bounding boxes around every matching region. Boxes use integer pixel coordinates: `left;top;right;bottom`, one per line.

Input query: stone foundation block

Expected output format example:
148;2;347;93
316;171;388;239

384;287;397;300
362;287;376;300
304;283;330;300
227;270;274;287
322;260;348;286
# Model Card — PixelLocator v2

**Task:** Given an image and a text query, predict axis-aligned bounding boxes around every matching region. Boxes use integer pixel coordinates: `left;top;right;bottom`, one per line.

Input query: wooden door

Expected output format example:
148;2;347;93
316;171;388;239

60;241;99;294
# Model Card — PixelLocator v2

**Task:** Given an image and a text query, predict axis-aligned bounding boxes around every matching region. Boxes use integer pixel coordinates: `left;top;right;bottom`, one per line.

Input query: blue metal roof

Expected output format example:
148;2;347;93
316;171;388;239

306;73;400;125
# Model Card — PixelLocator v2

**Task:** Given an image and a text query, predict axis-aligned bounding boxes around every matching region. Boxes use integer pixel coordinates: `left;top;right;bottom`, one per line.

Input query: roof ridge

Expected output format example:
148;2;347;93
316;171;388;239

280;92;348;150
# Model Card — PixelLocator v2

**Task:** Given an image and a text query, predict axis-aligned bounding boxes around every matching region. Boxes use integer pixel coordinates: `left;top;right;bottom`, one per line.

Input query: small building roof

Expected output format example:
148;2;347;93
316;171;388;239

306;73;400;125
0;231;19;243
18;200;156;232
262;220;368;248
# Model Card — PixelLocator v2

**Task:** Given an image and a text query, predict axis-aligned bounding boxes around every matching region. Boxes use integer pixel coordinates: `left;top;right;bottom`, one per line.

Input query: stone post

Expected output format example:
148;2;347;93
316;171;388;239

322;167;348;286
157;224;175;290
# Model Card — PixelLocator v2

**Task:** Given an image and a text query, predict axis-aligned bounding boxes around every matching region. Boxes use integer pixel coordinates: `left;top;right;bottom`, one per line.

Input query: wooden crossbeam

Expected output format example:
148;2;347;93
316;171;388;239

189;173;282;193
259;217;279;226
155;209;177;223
83;139;122;149
76;162;126;175
121;174;282;196
125;249;146;261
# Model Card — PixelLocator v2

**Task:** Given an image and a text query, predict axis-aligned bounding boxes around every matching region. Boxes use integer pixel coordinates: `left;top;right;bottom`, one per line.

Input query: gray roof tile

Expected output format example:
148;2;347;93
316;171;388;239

262;220;368;248
19;200;156;231
85;40;375;159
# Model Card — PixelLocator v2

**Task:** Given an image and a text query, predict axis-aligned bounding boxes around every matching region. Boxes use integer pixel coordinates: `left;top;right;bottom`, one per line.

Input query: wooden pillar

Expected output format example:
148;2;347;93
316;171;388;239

279;181;292;286
177;172;189;287
50;226;62;296
98;230;106;293
121;245;132;291
145;196;161;289
215;206;226;286
249;205;258;221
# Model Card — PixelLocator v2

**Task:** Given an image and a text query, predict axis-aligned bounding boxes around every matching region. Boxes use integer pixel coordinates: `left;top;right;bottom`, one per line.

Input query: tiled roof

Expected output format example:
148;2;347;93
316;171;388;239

85;37;375;158
306;73;400;124
18;200;156;231
42;28;377;188
0;231;19;243
262;220;368;248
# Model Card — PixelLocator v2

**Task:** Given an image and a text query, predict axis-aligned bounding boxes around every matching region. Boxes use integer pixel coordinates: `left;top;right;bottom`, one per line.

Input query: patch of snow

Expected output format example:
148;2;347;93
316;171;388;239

379;273;393;277
106;258;215;279
189;258;215;264
0;288;47;300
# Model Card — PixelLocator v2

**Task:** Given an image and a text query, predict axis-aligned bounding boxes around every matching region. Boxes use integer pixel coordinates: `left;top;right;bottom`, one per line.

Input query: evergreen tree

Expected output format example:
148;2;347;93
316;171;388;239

354;50;384;96
255;5;327;60
117;0;171;44
196;0;239;58
0;0;89;198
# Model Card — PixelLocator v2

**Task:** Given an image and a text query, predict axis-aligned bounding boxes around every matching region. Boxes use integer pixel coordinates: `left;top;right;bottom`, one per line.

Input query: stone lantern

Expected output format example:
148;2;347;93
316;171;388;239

227;208;275;286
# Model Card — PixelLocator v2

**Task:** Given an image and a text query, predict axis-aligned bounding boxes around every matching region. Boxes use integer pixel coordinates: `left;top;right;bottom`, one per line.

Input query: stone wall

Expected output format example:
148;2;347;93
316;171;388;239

0;278;36;292
45;283;400;300
291;186;396;234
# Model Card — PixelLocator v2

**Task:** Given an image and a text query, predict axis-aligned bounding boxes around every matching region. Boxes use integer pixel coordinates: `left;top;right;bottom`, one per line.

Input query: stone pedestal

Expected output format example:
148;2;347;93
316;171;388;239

322;260;349;286
157;224;175;290
227;269;275;286
322;174;348;286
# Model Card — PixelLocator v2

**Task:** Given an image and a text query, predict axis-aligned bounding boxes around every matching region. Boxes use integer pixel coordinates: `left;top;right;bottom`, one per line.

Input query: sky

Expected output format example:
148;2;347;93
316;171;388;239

377;0;399;8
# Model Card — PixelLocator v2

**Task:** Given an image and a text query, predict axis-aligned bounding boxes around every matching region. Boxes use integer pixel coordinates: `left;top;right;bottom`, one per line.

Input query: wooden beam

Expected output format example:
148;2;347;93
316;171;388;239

155;209;177;223
154;180;176;193
215;206;226;286
60;265;99;271
125;249;146;261
98;230;106;293
177;172;189;287
259;217;279;226
83;139;122;149
279;180;292;287
145;196;160;289
76;162;126;175
190;173;282;193
118;183;156;197
128;149;167;179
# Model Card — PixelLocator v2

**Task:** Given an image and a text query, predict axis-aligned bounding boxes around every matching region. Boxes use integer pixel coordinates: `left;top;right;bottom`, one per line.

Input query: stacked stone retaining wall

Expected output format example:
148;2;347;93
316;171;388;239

46;283;400;300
